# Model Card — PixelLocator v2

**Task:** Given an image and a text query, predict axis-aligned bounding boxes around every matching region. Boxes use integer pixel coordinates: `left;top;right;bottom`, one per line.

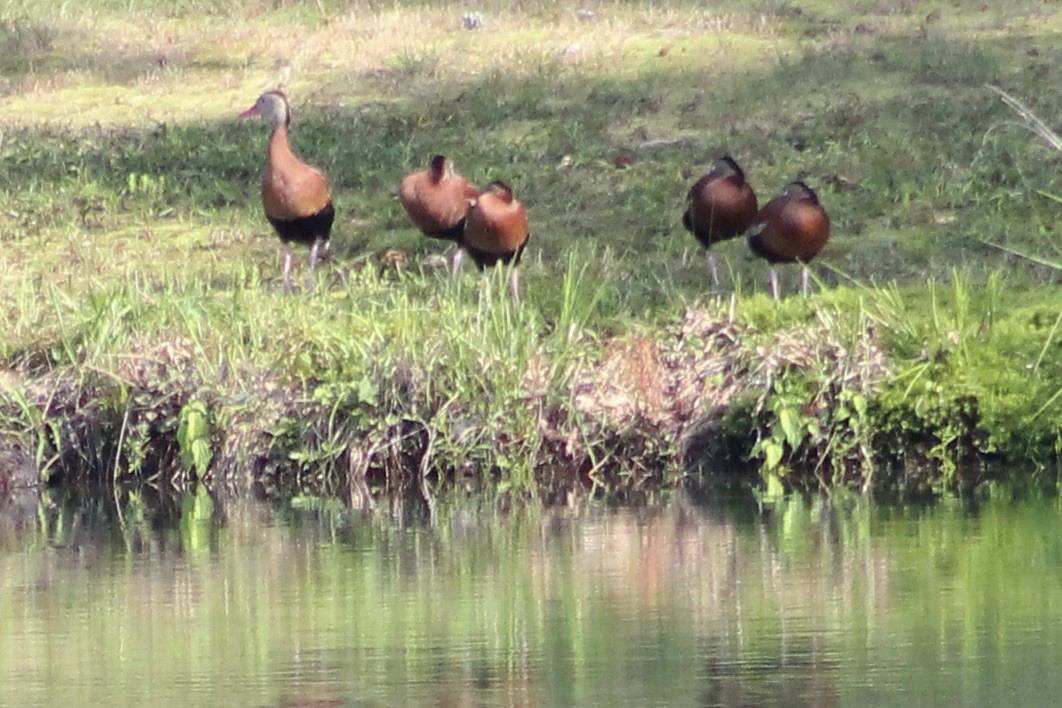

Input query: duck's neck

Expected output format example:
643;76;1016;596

267;123;295;167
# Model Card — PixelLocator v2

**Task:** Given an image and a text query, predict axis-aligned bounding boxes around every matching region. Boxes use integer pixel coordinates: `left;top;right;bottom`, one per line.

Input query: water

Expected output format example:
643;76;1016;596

2;487;1062;706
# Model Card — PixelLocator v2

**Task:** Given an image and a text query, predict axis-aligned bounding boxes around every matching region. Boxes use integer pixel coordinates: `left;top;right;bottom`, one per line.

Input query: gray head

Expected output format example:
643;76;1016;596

239;91;291;128
781;181;818;203
711;155;747;185
429;155;454;181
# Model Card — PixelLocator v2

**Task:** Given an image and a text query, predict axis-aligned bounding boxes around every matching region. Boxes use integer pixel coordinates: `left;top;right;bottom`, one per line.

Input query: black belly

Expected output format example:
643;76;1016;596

462;235;530;270
748;232;793;264
268;202;335;246
424;221;466;243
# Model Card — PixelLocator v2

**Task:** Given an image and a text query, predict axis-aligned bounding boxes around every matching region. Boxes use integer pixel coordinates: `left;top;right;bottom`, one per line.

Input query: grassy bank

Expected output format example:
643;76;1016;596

0;0;1060;500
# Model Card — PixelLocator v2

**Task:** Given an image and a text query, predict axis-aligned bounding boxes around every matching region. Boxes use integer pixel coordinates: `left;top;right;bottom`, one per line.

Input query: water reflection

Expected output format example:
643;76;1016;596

1;487;1062;706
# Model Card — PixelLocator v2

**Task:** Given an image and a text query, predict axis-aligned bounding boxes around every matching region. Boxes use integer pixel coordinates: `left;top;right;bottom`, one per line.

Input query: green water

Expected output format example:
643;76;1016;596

2;487;1062;707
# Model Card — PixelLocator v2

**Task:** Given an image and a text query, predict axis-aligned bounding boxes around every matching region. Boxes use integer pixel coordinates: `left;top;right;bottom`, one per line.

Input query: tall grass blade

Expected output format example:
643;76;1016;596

989;85;1062;153
980;241;1062;271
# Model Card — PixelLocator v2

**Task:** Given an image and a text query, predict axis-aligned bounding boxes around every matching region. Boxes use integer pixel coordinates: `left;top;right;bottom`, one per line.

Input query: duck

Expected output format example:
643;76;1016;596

682;156;758;287
398;154;480;275
747;181;830;299
240;90;334;291
462;181;530;301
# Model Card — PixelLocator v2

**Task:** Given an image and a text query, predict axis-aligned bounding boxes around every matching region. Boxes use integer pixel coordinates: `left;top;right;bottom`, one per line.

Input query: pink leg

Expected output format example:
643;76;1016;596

307;239;322;291
282;244;294;292
706;251;720;289
508;267;521;305
451;248;465;278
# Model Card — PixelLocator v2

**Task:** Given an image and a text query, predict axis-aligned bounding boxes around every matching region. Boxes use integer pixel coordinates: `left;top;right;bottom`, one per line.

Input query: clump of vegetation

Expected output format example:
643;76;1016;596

0;259;1058;500
0;0;1059;501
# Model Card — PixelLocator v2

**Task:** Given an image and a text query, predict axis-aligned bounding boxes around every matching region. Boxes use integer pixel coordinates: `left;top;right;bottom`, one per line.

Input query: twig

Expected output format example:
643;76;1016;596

981;240;1062;271
988;85;1062;153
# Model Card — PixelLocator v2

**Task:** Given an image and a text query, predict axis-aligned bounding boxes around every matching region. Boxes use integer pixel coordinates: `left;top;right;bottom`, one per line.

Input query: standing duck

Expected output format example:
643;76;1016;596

682;156;758;288
398;154;480;274
240;91;334;291
748;181;830;299
462;181;530;301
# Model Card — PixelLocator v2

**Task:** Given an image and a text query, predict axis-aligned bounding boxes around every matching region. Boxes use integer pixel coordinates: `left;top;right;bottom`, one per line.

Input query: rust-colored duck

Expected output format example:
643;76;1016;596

398;154;480;274
240;91;334;291
748;181;830;299
682;155;758;287
462;180;530;301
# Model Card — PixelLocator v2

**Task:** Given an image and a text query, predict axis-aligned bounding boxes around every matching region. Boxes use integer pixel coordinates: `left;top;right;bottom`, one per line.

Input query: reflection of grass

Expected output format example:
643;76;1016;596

0;493;890;705
0;0;1060;495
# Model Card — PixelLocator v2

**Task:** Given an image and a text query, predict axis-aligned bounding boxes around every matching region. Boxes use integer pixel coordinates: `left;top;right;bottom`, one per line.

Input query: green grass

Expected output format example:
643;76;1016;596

0;0;1060;499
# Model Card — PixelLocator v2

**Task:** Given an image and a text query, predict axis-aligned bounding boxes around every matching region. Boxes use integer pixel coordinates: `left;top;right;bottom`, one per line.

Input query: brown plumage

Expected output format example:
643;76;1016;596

682;156;757;288
398;155;480;242
683;156;757;247
241;90;334;291
462;181;530;302
462;181;530;269
747;181;830;298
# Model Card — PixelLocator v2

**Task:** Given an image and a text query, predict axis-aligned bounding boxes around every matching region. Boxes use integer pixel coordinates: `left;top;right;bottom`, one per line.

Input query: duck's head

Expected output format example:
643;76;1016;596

429;155;454;181
482;180;514;203
713;155;746;185
240;91;290;128
782;181;819;203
